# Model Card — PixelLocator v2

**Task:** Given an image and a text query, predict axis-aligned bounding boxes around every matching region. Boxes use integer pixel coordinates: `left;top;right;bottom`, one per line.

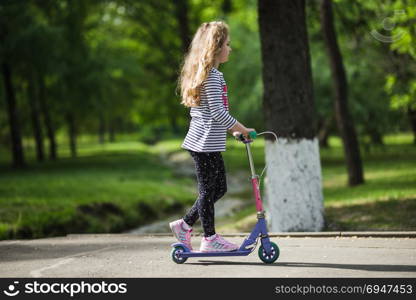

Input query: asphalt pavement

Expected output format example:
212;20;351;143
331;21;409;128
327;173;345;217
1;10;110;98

0;232;415;278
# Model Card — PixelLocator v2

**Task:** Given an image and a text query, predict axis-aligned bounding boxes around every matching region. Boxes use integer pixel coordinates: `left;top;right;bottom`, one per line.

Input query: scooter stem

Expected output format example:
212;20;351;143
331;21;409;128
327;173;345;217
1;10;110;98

245;142;264;212
245;142;256;178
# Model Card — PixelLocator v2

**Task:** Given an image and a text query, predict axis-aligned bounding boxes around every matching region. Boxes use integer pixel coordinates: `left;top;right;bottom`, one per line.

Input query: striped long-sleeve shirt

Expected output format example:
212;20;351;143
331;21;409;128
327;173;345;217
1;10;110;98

181;67;237;152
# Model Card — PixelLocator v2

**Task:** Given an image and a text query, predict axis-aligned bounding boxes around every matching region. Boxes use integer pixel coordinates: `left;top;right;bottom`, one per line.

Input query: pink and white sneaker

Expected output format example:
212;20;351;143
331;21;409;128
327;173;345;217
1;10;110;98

169;219;193;250
200;234;239;252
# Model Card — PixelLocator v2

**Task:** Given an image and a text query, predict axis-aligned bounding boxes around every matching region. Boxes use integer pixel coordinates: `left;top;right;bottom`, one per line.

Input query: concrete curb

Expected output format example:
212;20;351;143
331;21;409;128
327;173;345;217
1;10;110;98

66;231;416;238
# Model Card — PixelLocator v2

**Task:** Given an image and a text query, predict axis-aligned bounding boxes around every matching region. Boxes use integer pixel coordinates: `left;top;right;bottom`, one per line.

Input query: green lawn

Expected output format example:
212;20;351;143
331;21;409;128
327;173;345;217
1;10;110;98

321;134;416;231
0;132;415;240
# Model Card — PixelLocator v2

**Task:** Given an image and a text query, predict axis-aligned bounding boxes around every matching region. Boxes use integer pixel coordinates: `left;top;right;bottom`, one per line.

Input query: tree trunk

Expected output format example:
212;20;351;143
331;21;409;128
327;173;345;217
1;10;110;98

408;107;416;145
258;0;324;232
2;62;26;168
109;119;115;143
318;114;334;148
66;112;77;158
98;113;106;144
38;76;57;160
172;0;191;53
27;69;45;162
221;0;232;15
172;0;191;136
170;115;180;135
320;0;364;186
369;129;384;146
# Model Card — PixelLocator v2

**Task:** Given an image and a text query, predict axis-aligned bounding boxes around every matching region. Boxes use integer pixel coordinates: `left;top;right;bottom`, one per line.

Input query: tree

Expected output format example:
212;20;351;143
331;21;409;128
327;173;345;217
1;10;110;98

320;0;364;186
380;2;416;144
258;0;324;232
173;0;191;53
0;2;26;168
27;68;45;162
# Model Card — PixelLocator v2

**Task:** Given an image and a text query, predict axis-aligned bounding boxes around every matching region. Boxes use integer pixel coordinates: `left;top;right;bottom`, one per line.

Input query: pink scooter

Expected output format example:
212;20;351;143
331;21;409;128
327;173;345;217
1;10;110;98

171;131;280;264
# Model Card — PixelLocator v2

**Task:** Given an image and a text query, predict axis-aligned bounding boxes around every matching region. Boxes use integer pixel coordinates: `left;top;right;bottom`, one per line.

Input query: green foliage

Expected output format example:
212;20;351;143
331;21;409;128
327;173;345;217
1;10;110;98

222;0;264;130
0;0;415;164
371;1;416;120
307;0;415;140
385;75;416;111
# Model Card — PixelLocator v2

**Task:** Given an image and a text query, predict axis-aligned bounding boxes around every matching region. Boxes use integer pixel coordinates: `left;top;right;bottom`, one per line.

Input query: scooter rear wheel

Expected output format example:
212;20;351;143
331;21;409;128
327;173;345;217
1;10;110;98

258;242;279;264
171;246;188;264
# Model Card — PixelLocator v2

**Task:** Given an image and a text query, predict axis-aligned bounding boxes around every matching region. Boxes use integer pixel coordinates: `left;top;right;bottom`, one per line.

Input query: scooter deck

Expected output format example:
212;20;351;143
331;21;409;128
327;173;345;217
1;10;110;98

171;242;254;258
179;249;251;258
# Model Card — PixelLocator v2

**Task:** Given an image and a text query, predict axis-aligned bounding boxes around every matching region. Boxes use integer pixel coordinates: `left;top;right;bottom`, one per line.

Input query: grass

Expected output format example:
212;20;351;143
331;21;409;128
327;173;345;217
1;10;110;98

0;137;196;240
324;197;416;231
0;132;415;239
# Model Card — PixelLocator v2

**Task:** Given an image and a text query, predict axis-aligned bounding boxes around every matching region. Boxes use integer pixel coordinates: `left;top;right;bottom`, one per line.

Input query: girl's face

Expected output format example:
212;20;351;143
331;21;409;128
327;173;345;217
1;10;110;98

216;35;232;65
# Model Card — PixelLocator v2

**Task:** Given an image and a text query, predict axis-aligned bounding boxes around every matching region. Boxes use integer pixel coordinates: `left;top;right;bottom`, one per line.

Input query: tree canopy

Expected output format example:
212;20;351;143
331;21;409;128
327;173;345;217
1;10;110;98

1;0;415;166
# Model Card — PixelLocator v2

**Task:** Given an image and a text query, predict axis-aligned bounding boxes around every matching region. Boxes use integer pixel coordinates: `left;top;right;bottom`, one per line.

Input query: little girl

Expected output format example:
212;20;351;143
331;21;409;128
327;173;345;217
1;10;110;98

169;21;255;252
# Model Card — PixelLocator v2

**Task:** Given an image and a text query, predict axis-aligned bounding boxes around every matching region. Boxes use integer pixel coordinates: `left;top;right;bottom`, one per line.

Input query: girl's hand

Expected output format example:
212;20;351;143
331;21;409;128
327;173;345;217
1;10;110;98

229;121;256;140
242;128;256;140
233;128;256;141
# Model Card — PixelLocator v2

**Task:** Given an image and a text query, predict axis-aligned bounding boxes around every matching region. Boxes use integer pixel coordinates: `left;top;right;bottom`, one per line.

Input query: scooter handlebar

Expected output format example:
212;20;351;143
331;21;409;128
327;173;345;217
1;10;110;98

233;131;257;142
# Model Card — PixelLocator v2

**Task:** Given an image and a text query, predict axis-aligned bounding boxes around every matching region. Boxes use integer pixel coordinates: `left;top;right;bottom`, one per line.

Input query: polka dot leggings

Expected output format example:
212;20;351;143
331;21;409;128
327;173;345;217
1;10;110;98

183;150;227;237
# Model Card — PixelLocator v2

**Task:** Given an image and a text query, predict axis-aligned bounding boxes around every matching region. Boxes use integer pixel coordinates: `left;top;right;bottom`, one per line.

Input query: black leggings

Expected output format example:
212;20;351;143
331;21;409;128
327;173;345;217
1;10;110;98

183;150;227;237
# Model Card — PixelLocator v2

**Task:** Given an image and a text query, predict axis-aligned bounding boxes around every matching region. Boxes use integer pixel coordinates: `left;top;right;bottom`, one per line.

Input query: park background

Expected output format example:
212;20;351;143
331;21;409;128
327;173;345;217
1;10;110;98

0;0;415;240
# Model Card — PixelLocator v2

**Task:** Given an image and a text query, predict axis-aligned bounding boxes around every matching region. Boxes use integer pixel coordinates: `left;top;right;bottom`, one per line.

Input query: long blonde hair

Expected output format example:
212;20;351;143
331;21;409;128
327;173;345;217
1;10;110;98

178;21;229;107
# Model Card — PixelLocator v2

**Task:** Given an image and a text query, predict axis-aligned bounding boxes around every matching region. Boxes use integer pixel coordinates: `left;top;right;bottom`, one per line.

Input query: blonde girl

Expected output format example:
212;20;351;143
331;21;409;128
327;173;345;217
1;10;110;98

170;21;255;252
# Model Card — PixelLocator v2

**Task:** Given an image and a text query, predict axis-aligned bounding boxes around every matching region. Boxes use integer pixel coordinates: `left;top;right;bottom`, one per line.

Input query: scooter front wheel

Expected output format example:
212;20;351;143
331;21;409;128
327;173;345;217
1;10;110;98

171;246;188;264
258;242;279;264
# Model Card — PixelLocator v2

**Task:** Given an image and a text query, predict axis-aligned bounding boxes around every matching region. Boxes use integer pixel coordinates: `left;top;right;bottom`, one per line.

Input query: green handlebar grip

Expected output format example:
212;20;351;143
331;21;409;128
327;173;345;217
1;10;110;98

249;131;257;139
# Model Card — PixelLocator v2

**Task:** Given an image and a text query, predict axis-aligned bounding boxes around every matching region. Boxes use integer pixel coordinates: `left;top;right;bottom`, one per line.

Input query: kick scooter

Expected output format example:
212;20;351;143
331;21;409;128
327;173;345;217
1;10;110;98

171;131;280;264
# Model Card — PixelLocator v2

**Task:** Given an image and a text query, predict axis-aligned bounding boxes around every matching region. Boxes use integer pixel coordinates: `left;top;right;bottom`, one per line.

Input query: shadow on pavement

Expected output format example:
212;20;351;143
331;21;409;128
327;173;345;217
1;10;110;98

188;260;416;273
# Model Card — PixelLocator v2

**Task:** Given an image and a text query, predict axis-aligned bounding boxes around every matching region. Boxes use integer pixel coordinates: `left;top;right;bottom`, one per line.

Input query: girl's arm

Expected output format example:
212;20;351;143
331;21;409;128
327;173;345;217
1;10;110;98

204;72;237;130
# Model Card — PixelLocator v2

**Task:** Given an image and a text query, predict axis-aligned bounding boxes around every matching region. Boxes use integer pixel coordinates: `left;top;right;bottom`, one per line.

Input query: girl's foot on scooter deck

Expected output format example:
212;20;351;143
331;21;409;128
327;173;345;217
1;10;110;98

200;234;239;252
169;219;193;250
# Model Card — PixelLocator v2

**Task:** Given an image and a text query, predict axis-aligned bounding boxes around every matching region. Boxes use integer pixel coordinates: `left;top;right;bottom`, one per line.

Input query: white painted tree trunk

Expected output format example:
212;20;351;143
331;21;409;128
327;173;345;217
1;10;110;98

264;137;324;232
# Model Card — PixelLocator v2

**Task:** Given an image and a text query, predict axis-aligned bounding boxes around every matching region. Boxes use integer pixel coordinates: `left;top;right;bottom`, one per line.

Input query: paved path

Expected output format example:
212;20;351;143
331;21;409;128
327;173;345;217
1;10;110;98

0;233;415;278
